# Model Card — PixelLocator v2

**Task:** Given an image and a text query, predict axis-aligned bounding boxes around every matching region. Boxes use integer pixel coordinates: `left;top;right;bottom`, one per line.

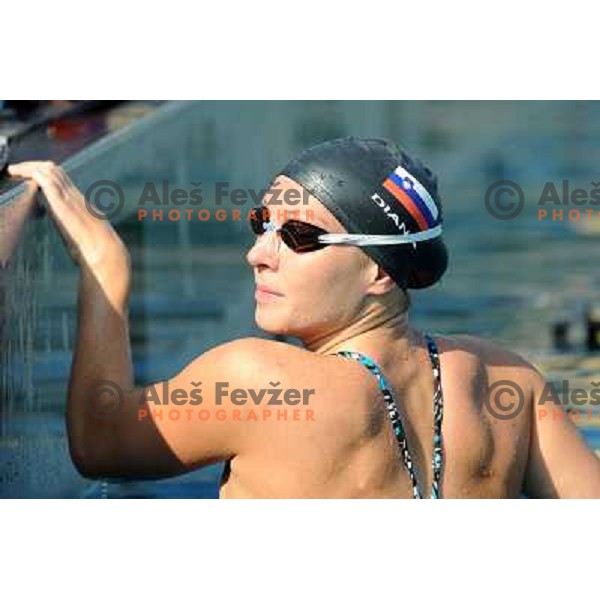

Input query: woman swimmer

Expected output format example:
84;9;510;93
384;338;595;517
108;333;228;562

8;137;600;497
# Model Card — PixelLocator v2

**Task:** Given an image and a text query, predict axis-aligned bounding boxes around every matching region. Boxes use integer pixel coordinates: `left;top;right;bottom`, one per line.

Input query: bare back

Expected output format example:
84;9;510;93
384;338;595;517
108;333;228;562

219;334;535;499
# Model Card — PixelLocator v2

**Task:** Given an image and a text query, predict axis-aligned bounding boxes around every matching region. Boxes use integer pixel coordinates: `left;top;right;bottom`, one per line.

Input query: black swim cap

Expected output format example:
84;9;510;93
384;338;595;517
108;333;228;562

278;137;448;290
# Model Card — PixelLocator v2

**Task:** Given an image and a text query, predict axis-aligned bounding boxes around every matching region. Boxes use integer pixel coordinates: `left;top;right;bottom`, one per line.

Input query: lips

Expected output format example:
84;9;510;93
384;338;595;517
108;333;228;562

255;284;284;296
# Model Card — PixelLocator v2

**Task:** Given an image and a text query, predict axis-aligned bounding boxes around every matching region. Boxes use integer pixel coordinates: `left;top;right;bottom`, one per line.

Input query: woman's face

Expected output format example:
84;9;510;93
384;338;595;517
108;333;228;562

246;175;377;340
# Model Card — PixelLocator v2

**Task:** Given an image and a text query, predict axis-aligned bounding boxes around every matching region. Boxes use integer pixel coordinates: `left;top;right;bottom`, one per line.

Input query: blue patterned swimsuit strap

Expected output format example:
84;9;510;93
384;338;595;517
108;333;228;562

333;333;444;499
425;333;444;499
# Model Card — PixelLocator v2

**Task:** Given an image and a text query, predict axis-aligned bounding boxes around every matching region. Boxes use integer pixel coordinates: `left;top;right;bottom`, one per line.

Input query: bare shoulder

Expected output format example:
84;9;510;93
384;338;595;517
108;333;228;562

203;336;315;364
197;337;365;406
437;333;537;369
433;333;543;391
193;336;325;382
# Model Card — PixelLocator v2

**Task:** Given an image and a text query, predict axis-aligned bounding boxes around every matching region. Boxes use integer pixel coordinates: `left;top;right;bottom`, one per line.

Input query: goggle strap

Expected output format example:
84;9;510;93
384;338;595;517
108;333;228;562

317;225;443;246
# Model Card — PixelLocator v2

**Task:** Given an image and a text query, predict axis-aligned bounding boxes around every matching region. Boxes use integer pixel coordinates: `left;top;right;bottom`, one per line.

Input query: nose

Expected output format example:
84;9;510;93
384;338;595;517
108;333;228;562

246;230;280;270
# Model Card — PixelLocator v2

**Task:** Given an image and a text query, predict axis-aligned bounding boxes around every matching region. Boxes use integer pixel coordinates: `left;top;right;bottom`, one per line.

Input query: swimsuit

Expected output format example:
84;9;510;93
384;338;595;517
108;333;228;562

332;333;444;499
221;333;445;498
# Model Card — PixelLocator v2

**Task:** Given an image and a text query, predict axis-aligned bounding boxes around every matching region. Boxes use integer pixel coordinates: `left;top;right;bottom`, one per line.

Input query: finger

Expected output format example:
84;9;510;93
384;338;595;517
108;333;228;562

10;162;77;200
10;160;112;236
33;169;66;201
7;161;53;178
9;161;64;187
13;163;71;203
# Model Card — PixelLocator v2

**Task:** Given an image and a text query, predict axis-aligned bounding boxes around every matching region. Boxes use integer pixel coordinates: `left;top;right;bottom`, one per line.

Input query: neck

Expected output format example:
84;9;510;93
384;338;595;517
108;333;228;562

300;302;419;361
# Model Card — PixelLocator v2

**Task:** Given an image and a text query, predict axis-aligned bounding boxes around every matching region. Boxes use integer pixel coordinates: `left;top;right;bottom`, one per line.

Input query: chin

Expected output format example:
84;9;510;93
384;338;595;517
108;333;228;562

255;305;312;338
255;306;289;336
255;307;324;342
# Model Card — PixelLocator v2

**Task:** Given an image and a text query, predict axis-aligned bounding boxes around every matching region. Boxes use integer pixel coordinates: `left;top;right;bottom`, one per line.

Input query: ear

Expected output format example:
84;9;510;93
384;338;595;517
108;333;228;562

365;265;397;296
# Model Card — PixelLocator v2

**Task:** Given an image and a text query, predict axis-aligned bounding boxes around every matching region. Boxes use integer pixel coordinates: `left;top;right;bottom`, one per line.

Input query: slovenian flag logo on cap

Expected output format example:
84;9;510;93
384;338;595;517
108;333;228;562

382;165;439;231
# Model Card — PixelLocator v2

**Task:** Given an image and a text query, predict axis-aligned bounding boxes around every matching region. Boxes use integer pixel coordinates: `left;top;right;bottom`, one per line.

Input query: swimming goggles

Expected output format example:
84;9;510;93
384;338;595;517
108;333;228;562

249;206;443;253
